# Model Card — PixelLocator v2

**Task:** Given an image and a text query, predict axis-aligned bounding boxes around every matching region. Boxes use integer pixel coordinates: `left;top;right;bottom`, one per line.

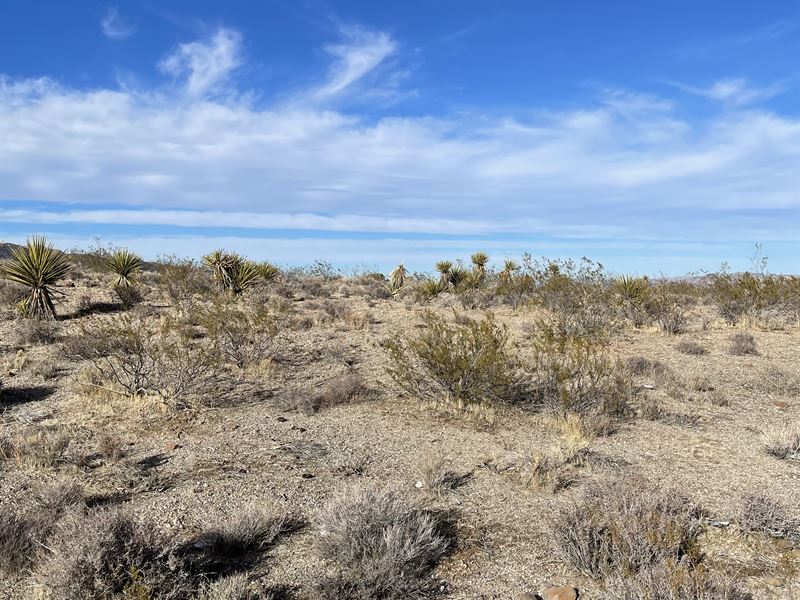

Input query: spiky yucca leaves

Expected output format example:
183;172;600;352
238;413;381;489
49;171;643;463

446;265;469;291
107;249;142;288
203;250;260;295
420;278;446;299
614;275;650;304
499;259;520;285
258;262;280;283
471;252;489;274
0;235;71;320
386;264;408;297
229;259;261;295
435;261;453;282
203;249;234;290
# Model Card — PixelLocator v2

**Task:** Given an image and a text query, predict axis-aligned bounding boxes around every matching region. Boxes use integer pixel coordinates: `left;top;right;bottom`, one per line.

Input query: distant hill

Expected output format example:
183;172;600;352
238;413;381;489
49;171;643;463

0;242;24;260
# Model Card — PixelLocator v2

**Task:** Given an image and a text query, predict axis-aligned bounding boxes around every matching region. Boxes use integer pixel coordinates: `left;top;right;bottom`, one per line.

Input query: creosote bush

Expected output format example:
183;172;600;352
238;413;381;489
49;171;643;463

314;486;453;599
200;299;277;369
551;478;703;580
386;311;528;409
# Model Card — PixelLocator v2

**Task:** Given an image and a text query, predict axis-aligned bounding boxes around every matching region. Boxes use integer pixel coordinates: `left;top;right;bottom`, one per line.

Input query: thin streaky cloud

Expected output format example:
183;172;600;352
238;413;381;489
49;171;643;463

669;77;790;106
101;7;136;40
674;19;796;58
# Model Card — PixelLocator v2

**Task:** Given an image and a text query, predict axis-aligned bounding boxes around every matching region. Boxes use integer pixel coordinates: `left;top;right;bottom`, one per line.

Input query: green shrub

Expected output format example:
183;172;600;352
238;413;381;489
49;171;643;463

386;311;528;409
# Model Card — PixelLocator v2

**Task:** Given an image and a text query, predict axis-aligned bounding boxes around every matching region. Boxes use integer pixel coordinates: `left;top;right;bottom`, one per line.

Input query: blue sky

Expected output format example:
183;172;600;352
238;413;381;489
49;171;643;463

1;1;798;274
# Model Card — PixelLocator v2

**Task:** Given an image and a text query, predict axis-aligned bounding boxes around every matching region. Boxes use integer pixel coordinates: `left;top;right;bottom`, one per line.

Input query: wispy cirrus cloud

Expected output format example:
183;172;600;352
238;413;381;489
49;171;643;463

670;77;790;106
309;26;397;101
101;7;136;40
159;27;243;98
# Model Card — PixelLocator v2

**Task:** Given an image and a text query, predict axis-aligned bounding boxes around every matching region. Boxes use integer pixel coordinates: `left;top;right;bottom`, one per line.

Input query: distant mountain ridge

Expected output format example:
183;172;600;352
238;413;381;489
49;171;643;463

0;242;24;260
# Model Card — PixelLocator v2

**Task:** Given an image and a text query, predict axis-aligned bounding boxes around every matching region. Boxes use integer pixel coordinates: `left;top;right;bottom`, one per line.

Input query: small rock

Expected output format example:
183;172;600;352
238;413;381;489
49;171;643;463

276;416;288;422
301;473;315;479
775;539;794;550
765;577;784;587
164;442;181;451
415;480;424;488
542;586;578;600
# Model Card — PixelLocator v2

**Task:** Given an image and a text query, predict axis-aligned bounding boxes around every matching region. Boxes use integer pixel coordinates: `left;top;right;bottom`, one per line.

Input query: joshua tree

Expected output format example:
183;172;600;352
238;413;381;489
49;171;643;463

107;249;142;288
0;235;71;320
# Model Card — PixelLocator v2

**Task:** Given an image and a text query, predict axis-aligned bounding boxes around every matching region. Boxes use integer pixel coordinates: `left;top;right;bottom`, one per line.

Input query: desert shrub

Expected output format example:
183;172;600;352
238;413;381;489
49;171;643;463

746;367;800;396
156;255;212;315
12;317;60;346
32;480;85;517
276;375;376;415
704;268;796;326
648;291;690;334
690;375;714;392
605;561;753;600
529;332;635;419
522;256;618;341
614;275;652;328
386;311;529;409
35;510;194;599
676;340;707;355
638;394;666;420
624;356;662;376
314;486;453;599
201;300;277;369
762;426;800;460
551;478;703;579
729;333;758;355
203;574;278;600
113;282;144;308
69;315;225;408
738;494;799;543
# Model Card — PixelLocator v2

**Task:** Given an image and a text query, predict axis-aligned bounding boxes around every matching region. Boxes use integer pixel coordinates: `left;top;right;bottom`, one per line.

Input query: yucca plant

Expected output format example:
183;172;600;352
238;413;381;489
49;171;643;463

614;275;650;305
107;249;142;288
203;249;234;290
0;235;71;320
471;252;489;275
447;265;469;291
386;263;408;297
228;258;261;295
435;261;453;284
421;278;446;299
258;262;280;283
499;259;520;285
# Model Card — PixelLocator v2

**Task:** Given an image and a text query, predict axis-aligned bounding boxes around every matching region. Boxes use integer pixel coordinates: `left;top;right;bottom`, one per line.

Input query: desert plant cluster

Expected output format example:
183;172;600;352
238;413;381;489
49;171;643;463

0;236;798;599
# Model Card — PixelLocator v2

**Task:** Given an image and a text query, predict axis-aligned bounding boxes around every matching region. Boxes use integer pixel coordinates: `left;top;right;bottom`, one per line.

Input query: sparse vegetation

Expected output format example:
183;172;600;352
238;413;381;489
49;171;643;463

729;332;759;355
762;427;800;460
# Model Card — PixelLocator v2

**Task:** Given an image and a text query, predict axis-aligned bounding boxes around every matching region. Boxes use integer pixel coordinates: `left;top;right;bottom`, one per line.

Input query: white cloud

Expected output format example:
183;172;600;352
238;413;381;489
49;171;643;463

159;28;243;98
101;7;136;40
1;28;798;255
672;77;788;106
310;26;397;100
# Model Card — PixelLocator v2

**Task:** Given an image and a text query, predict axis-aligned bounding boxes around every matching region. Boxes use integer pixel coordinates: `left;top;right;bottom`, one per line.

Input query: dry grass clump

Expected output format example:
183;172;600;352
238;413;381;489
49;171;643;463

624;355;662;376
12;318;60;346
522;444;587;493
202;573;280;600
738;494;799;543
276;374;376;415
746;367;800;397
551;478;703;579
386;311;529;410
180;506;297;575
0;426;72;469
690;375;715;392
605;562;753;600
421;459;472;496
314;486;454;599
729;332;758;356
761;426;800;460
676;340;708;355
0;511;50;576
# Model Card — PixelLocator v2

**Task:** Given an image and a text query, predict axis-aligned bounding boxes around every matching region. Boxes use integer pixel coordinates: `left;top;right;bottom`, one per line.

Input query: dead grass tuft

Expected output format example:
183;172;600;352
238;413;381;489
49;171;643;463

729;332;759;356
738;494;799;543
762;426;800;461
676;340;708;355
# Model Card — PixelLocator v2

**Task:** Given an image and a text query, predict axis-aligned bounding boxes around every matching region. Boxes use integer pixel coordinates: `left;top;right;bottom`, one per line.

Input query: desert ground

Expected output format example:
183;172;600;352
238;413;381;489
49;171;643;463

0;245;798;600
